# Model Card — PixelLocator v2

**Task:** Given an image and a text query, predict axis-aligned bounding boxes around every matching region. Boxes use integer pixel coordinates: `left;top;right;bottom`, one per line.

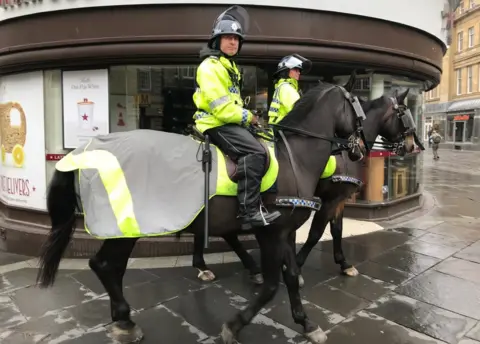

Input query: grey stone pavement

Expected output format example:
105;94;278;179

2;148;480;344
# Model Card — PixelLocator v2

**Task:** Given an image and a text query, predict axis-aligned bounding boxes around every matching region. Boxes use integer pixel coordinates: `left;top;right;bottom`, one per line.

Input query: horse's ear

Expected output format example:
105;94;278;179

343;70;357;92
396;88;410;104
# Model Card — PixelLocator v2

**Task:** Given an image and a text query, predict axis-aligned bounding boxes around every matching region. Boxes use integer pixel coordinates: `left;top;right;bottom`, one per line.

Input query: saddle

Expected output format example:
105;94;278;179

189;125;271;182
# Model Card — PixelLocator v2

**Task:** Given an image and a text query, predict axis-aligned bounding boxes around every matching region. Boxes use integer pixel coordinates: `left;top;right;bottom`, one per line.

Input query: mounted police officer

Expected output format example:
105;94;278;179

193;6;281;230
268;54;312;124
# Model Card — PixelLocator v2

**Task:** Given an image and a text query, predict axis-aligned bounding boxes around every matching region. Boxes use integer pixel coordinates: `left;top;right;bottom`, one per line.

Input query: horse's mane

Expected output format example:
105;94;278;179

278;81;337;127
360;95;388;113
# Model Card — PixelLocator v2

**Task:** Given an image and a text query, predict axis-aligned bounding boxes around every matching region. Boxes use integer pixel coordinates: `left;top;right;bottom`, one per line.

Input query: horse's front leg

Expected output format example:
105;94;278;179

295;205;331;287
282;236;327;343
331;211;358;277
221;229;283;344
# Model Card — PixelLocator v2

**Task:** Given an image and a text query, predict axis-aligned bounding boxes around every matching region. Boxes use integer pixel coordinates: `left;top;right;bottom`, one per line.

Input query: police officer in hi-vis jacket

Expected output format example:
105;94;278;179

193;6;281;230
268;54;312;125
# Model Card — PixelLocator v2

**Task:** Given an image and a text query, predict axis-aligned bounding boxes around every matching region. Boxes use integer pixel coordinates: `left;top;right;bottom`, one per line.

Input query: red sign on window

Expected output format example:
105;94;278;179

453;115;470;121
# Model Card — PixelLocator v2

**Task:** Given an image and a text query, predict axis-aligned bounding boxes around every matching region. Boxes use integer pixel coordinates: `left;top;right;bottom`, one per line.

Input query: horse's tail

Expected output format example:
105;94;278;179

36;169;80;288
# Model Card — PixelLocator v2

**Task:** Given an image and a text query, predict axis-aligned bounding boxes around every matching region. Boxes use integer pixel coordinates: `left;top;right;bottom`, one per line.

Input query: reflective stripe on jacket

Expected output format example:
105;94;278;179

268;78;300;124
193;56;253;133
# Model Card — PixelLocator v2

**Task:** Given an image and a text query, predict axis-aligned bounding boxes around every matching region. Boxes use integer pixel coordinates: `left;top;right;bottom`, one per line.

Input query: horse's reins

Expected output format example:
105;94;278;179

267;85;369;199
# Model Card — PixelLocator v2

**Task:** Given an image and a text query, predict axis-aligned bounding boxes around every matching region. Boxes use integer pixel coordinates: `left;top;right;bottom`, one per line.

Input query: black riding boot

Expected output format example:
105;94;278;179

236;154;281;230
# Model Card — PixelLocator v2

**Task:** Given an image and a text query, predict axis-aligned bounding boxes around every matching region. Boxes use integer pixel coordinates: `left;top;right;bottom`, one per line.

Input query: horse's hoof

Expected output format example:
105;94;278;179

221;323;239;344
343;266;359;277
108;322;144;344
198;270;216;282
298;274;305;288
305;326;327;344
250;273;264;285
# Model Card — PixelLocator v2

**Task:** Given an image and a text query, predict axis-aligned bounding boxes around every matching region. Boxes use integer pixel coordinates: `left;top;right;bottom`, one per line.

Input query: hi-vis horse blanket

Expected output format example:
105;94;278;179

55;130;279;239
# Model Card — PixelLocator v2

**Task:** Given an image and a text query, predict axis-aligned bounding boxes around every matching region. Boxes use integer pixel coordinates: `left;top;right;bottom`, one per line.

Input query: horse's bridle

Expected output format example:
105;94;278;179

267;85;369;156
258;85;368;199
372;97;425;154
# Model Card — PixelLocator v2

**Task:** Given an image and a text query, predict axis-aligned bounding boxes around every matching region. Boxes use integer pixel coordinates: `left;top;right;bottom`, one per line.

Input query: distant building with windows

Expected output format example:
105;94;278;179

425;0;480;150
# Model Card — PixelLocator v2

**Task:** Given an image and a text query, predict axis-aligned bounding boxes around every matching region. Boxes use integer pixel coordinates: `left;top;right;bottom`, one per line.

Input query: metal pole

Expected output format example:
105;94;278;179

202;135;212;249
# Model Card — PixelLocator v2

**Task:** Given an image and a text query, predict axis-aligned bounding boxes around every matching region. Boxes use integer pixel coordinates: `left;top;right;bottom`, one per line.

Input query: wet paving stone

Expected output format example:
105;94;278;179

367;292;477;343
300;249;345;274
71;268;158;295
467;322;480;341
416;233;471;249
325;311;445;344
371;247;441;275
303;283;370;317
455;241;480;264
147;262;245;285
356;261;414;285
163;284;307;343
315;239;388;263
326;274;393;302
0;268;76;293
386;227;429;237
460;339;480;344
123;276;207;311
0;299;28;329
6;309;86;343
0;330;51;344
434;257;480;284
66;296;114;329
399;240;461;259
345;230;411;251
131;304;211;343
9;275;100;318
52;328;112;344
397;270;480;320
426;223;480;242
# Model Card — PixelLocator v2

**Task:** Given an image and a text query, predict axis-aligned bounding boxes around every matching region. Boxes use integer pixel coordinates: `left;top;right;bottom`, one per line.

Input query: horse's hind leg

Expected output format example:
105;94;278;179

282;238;327;343
331;210;358;277
193;232;263;284
89;238;142;344
221;230;282;344
222;233;263;284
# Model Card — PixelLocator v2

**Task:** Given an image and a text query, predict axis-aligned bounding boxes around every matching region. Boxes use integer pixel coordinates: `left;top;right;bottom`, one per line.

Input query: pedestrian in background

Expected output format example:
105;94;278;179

430;124;442;160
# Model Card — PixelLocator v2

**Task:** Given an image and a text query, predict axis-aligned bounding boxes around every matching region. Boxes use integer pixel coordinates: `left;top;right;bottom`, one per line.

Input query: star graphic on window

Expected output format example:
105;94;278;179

82;114;89;121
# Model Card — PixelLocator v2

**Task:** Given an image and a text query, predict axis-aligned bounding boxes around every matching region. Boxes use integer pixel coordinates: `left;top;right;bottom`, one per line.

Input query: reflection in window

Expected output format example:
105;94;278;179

109;65;269;134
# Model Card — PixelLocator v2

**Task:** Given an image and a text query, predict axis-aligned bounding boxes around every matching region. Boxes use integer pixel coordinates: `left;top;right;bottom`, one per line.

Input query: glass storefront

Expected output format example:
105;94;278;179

40;65;425;209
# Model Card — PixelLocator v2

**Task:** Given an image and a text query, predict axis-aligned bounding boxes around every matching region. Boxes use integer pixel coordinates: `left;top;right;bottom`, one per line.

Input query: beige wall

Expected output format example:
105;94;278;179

426;1;480;104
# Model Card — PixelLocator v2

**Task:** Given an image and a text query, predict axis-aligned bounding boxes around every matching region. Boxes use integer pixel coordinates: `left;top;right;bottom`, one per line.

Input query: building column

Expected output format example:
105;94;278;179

365;74;387;202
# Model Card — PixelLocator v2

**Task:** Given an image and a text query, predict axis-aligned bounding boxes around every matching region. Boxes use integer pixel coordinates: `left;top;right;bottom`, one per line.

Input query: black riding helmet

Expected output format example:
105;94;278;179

208;6;249;56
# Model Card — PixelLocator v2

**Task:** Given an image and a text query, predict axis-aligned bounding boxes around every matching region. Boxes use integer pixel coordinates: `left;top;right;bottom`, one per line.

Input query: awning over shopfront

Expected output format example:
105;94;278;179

448;98;480;112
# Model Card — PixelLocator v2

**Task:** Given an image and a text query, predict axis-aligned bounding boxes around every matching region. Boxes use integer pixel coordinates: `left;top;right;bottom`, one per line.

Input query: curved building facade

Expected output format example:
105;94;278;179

0;0;447;257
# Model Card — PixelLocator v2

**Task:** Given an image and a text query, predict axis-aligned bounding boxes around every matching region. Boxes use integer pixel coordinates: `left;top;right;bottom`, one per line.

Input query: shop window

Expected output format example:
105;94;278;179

446;114;475;142
44;70;69;184
109;65;269;134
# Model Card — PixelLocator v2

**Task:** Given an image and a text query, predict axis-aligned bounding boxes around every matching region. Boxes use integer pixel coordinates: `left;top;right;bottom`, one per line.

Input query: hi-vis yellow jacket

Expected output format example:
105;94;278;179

268;78;300;124
193;56;254;133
